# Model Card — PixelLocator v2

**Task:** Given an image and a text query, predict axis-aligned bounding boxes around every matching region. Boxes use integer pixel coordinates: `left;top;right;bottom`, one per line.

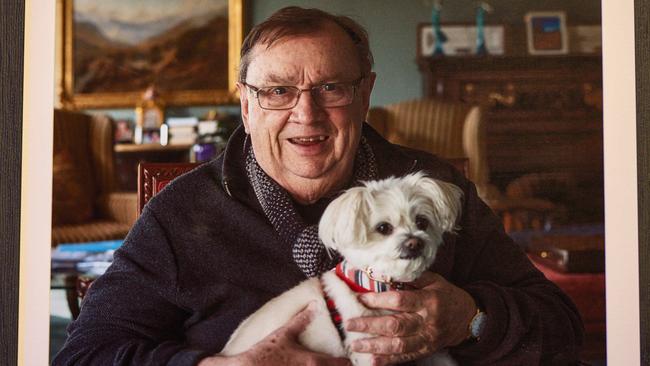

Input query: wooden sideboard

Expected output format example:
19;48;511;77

418;55;604;222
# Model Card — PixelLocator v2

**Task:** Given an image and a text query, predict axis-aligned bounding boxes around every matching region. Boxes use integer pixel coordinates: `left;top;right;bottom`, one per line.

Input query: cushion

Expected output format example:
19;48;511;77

52;149;94;225
51;220;130;247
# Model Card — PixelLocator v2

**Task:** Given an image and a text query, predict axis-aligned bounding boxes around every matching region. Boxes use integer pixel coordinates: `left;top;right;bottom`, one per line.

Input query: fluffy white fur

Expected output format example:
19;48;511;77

222;172;463;365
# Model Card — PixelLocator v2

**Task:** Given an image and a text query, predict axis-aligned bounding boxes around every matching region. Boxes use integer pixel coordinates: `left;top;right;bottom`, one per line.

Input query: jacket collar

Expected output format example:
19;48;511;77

220;125;251;202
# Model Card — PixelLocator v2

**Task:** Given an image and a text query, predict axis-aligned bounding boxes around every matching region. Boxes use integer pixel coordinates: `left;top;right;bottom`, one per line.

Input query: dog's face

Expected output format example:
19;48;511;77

319;172;463;282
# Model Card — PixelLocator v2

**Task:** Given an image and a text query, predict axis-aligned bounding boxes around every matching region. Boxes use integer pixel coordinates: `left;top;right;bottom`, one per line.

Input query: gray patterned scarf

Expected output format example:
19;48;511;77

245;137;378;277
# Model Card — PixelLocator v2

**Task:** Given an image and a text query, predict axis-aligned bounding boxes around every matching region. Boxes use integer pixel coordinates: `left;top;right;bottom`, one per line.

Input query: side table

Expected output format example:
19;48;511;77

527;231;606;362
50;271;81;319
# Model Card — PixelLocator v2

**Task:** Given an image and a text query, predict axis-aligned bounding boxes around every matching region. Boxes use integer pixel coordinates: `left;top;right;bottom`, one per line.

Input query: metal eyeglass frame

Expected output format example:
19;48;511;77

241;76;364;110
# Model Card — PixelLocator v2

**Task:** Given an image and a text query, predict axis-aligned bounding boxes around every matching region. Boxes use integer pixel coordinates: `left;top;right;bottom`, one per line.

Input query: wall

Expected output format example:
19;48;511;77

250;0;602;107
57;0;602;118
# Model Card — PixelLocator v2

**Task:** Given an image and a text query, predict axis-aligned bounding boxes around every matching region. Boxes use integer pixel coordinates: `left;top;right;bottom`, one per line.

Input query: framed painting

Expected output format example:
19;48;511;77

59;0;244;108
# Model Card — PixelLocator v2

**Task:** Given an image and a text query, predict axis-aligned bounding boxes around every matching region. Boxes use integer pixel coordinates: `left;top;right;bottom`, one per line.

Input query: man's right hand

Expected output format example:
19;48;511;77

198;302;352;366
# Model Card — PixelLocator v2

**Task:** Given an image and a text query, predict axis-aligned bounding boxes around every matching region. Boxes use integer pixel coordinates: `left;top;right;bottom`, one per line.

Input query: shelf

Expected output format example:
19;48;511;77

114;143;192;153
417;54;602;71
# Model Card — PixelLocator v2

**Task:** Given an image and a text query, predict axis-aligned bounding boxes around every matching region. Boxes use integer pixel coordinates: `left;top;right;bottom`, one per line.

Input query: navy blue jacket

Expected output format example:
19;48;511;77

53;124;583;365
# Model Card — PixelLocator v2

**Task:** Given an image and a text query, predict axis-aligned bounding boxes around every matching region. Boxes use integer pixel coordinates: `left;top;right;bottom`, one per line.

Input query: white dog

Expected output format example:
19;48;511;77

222;172;463;365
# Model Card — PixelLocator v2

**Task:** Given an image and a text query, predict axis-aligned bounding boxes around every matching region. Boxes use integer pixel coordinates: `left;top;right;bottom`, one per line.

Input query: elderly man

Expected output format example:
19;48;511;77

54;6;583;366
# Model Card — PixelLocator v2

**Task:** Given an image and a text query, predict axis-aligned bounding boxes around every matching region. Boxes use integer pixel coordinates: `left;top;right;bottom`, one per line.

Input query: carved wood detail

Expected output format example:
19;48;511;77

137;163;200;215
419;55;604;223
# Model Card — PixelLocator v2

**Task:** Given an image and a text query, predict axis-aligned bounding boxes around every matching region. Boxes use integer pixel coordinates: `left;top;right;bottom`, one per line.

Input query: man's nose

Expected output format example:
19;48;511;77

290;90;323;123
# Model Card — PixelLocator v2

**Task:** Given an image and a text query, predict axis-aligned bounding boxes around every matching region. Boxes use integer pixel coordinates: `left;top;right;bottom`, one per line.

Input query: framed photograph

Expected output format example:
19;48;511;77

525;12;569;55
568;25;602;54
134;99;164;144
114;119;135;143
142;130;161;144
417;23;506;57
137;104;164;130
59;0;244;108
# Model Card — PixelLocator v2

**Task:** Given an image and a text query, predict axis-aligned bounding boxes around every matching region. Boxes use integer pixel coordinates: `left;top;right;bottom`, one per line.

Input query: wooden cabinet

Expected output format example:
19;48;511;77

418;55;604;222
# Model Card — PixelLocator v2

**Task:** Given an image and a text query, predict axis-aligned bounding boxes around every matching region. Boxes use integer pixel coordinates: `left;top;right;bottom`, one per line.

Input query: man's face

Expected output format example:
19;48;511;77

238;22;375;202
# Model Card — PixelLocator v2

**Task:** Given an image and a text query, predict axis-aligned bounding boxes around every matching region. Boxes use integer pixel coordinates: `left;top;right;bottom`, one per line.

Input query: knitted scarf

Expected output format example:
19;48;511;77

245;137;378;277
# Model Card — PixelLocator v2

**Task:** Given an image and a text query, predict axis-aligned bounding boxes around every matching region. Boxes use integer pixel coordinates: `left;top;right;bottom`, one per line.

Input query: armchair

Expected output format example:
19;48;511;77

499;172;575;232
75;161;200;306
367;98;496;200
52;109;137;246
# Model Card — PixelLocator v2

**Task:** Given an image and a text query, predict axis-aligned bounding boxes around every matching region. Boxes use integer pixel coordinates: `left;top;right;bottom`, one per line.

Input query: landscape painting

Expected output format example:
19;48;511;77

61;0;243;108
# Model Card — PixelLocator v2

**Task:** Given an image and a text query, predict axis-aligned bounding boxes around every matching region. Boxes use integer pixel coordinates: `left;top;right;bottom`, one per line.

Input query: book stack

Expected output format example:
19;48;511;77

167;117;198;145
51;240;123;276
197;120;219;137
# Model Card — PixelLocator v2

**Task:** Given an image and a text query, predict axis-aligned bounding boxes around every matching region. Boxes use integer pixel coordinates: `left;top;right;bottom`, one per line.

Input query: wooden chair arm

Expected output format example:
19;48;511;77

485;197;558;232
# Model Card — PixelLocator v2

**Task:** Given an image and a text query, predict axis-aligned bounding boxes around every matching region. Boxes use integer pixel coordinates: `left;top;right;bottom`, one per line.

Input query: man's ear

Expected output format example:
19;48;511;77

361;72;377;115
236;82;250;133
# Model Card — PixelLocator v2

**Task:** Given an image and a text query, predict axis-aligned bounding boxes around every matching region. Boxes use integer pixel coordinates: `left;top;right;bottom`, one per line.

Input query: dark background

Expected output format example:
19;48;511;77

0;0;24;364
635;0;649;363
1;0;648;364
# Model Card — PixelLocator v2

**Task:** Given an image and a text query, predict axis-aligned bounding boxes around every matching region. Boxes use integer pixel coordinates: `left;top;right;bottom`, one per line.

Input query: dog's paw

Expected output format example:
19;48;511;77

349;352;374;366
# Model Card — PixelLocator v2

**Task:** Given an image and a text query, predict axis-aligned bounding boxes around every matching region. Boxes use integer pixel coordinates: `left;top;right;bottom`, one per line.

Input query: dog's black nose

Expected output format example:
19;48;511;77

399;237;424;259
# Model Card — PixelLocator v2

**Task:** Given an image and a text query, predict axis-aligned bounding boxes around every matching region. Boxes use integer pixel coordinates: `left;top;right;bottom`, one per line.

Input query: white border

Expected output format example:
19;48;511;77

19;0;55;364
20;1;642;365
525;11;569;55
602;0;640;364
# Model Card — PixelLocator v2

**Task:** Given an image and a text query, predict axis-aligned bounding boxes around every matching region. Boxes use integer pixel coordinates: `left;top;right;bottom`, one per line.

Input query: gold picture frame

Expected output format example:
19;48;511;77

59;0;244;109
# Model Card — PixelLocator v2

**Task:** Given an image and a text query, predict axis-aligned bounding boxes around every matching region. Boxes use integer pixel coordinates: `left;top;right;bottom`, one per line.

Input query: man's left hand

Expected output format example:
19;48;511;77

344;271;477;365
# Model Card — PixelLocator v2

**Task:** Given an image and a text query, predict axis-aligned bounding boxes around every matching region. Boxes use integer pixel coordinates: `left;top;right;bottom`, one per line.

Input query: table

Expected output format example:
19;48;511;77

527;231;606;362
50;271;81;319
51;240;121;319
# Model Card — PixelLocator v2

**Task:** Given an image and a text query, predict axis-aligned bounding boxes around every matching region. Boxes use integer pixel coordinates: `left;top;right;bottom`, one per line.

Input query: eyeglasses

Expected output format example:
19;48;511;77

242;77;364;110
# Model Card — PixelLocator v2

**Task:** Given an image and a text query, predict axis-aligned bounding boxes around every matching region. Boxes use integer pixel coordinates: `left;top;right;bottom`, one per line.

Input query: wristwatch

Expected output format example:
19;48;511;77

467;307;487;341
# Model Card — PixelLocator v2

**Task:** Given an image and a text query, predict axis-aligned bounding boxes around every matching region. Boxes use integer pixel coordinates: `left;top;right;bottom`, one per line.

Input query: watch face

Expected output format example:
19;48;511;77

470;311;487;339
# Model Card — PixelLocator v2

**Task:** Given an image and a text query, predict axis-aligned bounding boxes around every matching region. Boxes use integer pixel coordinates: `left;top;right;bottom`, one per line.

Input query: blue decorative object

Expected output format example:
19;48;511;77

193;142;218;162
431;0;447;55
476;2;493;55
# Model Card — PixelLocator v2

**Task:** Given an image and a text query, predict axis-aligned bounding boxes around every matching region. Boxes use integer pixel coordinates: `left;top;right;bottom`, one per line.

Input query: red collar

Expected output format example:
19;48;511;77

326;261;414;340
333;261;413;293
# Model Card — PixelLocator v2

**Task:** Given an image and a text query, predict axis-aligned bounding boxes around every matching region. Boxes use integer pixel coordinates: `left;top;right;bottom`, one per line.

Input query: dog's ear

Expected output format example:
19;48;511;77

319;187;371;250
418;176;464;232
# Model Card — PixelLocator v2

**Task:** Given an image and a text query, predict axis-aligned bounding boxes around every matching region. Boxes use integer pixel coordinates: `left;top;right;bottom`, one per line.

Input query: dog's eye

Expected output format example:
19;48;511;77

415;215;430;231
375;222;393;235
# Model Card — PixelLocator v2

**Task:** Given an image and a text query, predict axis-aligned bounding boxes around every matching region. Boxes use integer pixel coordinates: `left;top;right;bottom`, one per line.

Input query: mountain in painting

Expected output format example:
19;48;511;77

73;10;229;95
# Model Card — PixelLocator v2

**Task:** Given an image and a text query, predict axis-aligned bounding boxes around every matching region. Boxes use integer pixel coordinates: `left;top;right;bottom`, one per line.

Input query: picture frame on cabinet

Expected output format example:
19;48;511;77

525;11;569;55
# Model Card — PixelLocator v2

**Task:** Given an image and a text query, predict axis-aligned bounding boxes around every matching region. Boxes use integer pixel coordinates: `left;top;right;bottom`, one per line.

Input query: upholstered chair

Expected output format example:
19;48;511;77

367;98;495;200
51;109;137;246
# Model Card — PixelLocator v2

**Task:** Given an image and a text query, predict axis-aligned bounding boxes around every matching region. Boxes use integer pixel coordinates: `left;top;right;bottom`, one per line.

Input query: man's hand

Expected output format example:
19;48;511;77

199;301;352;366
345;272;477;365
